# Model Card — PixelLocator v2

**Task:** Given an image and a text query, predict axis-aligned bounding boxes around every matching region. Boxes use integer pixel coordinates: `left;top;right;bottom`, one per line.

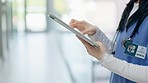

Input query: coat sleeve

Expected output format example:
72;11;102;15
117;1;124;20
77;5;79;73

89;27;113;54
101;52;148;83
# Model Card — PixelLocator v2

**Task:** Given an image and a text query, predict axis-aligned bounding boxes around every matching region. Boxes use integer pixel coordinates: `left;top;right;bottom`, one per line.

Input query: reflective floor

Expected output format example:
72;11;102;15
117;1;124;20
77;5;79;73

0;32;110;83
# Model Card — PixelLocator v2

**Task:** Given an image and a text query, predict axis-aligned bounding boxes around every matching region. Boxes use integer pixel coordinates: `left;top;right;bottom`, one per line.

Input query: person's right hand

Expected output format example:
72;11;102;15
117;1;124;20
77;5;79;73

69;19;97;36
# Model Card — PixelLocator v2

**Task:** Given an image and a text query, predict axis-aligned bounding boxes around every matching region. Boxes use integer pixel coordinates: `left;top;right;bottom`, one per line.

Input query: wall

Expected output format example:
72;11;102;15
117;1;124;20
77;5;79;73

0;0;4;58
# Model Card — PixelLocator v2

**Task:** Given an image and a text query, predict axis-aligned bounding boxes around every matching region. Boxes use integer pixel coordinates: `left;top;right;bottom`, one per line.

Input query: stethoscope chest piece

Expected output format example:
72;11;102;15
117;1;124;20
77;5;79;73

122;38;132;48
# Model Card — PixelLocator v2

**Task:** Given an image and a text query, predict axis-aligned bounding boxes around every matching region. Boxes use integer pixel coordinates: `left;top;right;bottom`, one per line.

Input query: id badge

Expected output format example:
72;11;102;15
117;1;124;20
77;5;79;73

124;42;147;59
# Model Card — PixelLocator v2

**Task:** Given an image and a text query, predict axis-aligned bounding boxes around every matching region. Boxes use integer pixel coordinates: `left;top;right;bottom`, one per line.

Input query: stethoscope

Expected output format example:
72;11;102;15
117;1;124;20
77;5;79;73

111;26;137;54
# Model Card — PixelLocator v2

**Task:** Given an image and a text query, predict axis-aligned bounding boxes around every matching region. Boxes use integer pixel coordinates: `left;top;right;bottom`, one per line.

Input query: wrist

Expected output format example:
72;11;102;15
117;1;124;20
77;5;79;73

96;52;106;61
100;53;108;62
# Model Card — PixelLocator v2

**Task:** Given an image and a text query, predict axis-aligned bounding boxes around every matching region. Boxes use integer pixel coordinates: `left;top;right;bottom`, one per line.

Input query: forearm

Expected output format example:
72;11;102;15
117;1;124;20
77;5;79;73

101;53;148;83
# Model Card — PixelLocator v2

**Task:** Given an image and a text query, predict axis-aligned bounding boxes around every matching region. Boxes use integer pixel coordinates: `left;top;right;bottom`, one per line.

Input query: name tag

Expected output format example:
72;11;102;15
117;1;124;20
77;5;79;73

135;46;147;59
124;42;147;59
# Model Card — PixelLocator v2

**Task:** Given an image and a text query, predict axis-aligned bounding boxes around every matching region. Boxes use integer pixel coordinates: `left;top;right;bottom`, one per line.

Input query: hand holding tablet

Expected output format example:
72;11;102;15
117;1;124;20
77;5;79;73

48;14;99;49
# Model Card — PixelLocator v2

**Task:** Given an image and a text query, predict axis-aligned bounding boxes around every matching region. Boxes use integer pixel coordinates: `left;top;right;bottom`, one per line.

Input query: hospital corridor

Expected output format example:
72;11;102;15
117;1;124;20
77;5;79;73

0;0;127;83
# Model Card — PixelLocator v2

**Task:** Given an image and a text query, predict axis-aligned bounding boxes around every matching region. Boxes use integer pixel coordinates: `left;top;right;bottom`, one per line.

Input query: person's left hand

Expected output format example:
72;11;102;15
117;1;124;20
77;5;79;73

77;36;106;60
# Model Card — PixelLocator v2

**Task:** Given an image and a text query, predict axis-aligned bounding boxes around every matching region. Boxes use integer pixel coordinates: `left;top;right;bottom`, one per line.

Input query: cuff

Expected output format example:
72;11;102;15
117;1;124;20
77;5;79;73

100;53;109;63
100;53;113;65
89;27;101;42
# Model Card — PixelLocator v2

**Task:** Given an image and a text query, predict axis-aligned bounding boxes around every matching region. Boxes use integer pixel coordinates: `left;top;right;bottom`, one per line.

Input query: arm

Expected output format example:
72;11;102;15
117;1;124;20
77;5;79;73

78;36;148;83
101;53;148;83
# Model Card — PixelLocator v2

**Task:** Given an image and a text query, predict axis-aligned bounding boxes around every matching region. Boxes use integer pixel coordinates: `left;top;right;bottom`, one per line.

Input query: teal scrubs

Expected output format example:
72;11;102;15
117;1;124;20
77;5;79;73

110;16;148;83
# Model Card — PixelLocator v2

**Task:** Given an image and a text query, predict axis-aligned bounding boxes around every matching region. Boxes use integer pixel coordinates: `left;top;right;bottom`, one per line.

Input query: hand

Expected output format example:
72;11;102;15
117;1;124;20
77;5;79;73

69;19;97;36
77;36;106;60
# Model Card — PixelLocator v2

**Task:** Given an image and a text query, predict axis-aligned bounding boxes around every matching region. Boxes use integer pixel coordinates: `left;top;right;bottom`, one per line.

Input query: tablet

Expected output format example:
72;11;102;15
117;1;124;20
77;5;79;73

48;14;99;49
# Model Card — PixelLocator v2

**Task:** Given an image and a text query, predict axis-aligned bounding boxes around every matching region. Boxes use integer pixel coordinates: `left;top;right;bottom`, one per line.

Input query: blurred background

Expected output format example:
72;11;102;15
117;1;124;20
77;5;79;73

0;0;129;83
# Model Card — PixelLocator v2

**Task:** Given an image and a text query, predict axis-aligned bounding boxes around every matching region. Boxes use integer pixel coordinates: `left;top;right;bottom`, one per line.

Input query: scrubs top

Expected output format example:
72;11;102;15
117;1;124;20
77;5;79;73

110;16;148;83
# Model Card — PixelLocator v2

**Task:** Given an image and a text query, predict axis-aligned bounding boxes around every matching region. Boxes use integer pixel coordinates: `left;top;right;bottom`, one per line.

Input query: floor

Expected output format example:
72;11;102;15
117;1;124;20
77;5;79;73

0;32;110;83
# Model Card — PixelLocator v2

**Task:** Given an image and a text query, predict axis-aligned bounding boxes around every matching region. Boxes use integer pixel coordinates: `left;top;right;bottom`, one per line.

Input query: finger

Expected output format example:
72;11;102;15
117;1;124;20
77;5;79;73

70;20;84;27
77;36;87;45
69;19;75;25
81;28;94;35
70;21;82;29
69;19;79;26
70;22;79;28
76;35;94;49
